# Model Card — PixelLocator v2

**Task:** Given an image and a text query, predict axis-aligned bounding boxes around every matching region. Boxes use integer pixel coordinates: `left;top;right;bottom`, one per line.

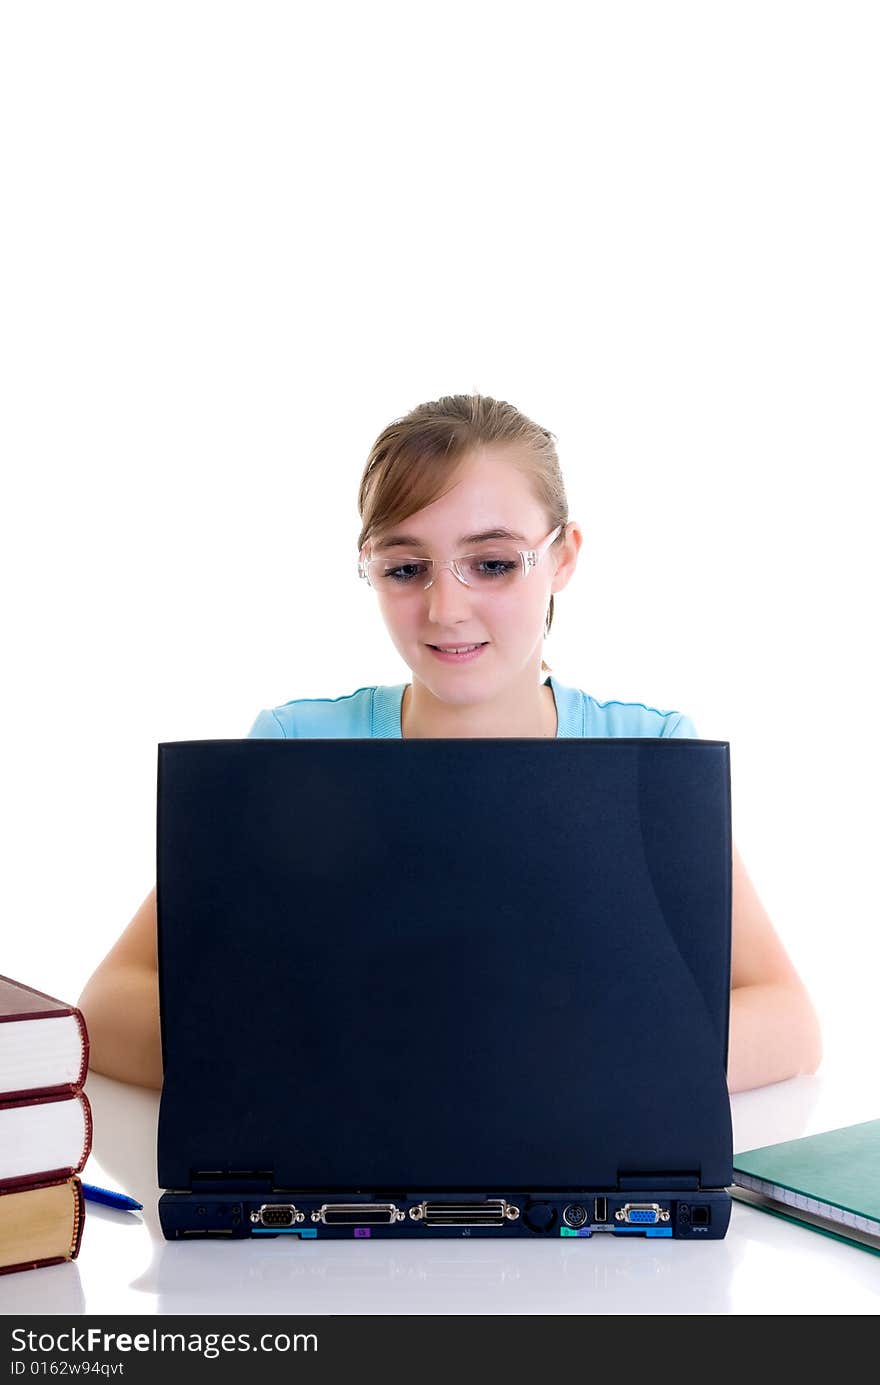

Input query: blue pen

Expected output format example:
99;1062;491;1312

82;1182;143;1211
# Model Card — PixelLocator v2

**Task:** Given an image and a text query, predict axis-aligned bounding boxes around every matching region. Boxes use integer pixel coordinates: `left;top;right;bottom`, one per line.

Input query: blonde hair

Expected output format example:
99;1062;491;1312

357;393;569;674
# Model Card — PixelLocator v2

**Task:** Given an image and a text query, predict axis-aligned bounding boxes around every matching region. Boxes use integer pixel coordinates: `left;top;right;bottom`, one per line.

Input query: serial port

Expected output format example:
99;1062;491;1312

250;1204;304;1227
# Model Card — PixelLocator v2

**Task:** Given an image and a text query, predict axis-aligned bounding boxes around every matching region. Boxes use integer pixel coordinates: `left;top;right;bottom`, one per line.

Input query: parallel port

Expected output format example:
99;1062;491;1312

310;1203;405;1225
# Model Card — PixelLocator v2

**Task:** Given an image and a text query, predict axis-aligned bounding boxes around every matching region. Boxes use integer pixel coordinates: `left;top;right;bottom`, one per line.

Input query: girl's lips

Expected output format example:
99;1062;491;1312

427;642;489;664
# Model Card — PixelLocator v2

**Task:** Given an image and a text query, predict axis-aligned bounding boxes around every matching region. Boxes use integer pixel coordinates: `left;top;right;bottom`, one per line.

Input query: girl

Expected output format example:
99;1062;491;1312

78;393;822;1092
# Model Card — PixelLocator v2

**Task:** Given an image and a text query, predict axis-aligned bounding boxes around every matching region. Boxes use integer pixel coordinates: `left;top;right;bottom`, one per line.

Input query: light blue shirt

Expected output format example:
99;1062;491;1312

246;674;697;739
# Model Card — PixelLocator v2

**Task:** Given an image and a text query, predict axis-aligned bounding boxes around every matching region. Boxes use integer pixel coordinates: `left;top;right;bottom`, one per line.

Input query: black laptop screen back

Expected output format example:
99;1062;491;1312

156;738;732;1192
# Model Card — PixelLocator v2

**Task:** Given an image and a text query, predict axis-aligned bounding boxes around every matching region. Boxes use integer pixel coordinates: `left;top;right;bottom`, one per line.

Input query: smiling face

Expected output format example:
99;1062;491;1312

365;445;581;710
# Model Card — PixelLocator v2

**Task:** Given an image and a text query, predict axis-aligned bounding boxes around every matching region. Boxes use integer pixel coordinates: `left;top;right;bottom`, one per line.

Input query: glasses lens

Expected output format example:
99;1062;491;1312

369;544;523;592
458;547;523;586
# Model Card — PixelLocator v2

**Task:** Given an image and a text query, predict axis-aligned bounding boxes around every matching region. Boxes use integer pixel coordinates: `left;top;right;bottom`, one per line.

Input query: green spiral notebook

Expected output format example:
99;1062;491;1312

732;1118;880;1256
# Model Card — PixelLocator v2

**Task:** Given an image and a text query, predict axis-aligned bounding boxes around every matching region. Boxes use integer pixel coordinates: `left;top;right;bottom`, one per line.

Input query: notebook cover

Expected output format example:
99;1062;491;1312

0;1175;85;1276
157;737;733;1193
0;1089;93;1189
733;1119;880;1221
730;1184;880;1258
0;975;89;1096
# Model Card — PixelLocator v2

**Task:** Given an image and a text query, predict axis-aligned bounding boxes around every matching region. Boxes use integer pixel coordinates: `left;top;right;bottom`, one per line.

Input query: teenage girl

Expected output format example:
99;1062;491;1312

78;393;822;1092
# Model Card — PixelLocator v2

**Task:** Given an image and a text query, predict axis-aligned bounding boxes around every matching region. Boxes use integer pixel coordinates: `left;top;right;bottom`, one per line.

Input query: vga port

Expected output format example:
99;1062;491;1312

409;1200;520;1226
614;1203;670;1225
310;1203;405;1225
250;1204;304;1227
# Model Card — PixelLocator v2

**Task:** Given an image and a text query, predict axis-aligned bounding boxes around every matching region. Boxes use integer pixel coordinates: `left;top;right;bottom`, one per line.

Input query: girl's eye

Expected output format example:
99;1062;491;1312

477;560;517;578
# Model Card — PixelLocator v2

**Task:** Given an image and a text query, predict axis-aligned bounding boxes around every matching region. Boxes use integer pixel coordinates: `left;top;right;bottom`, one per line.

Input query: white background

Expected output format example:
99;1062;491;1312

1;2;877;1071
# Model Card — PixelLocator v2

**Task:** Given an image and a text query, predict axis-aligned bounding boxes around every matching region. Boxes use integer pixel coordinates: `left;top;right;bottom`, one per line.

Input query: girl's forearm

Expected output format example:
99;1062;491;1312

79;964;164;1091
727;981;823;1093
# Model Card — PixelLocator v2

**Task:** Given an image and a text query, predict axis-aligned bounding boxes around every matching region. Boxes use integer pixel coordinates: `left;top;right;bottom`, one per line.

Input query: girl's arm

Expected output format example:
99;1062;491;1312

77;886;163;1090
727;843;822;1092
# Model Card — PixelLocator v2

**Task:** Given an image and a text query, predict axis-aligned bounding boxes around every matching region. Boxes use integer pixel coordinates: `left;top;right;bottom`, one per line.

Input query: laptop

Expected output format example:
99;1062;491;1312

156;735;733;1241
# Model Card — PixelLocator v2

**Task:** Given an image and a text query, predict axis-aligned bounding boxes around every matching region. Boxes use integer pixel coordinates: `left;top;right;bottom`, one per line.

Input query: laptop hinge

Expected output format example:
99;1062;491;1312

618;1171;700;1191
190;1169;274;1191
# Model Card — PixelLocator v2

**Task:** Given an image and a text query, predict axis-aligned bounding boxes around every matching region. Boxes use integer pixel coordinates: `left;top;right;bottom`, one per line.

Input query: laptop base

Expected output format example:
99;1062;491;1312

159;1188;731;1240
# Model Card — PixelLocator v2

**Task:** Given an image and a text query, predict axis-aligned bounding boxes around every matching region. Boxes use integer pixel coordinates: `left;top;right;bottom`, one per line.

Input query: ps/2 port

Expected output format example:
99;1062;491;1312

563;1203;588;1229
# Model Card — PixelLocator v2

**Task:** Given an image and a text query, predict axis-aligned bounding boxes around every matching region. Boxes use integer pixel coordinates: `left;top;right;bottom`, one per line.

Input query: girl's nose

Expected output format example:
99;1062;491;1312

425;564;473;619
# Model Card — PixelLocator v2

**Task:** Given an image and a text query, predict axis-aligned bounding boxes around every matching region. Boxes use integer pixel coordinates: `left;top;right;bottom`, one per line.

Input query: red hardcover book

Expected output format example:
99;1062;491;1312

0;1088;93;1189
0;974;89;1099
0;1175;85;1276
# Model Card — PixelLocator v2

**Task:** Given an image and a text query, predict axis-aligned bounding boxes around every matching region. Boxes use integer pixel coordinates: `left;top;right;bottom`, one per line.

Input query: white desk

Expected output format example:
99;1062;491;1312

2;1040;879;1316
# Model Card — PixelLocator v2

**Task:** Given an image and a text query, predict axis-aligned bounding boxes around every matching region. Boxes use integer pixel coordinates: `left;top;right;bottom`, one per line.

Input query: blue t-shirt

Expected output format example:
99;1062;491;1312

246;674;697;739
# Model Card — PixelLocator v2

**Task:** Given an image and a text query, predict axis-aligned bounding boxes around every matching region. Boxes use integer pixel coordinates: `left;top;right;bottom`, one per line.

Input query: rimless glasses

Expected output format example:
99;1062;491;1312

358;525;563;595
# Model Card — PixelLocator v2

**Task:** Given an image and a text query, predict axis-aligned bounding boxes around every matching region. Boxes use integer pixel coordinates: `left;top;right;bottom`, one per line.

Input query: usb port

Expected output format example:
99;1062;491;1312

594;1197;607;1222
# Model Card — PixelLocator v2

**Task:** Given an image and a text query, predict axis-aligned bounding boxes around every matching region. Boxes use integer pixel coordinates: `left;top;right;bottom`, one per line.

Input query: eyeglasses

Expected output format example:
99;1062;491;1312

358;525;562;595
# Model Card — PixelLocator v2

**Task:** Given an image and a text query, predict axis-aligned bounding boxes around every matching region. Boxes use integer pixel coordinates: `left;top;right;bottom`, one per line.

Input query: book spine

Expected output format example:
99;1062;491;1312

73;1006;90;1088
80;1086;93;1167
70;1176;85;1259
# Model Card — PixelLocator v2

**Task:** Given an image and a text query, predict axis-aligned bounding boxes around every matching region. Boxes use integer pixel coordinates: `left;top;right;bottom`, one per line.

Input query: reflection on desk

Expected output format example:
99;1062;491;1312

1;1047;878;1316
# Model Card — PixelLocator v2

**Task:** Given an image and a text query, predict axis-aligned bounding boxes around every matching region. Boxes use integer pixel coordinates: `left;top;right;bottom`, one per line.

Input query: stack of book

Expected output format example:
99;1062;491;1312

0;974;91;1275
